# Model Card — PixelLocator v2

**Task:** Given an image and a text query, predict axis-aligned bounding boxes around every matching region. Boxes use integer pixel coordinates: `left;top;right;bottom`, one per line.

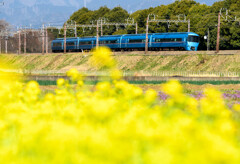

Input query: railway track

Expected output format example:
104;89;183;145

13;50;240;56
26;75;240;82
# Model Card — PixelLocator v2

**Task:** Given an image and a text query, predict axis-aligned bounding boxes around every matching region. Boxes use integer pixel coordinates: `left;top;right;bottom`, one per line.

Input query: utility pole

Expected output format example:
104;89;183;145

145;16;149;54
136;22;138;34
74;21;77;37
42;24;45;55
24;29;26;54
64;23;66;54
46;28;48;54
5;37;7;54
188;19;190;32
216;12;221;53
207;28;210;51
18;30;21;54
101;19;103;36
96;20;99;49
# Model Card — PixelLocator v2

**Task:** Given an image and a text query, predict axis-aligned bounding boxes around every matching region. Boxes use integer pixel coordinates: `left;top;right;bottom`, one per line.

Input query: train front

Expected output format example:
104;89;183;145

186;33;200;51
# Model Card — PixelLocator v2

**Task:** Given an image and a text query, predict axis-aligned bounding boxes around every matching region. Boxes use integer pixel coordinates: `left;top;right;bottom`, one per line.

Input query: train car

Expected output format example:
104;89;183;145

79;37;95;51
52;37;79;52
150;32;199;51
122;34;147;51
66;38;79;52
51;32;199;52
52;38;63;53
99;35;121;50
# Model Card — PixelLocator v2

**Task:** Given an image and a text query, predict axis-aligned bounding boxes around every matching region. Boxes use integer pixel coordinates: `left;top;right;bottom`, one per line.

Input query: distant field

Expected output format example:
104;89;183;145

0;51;240;74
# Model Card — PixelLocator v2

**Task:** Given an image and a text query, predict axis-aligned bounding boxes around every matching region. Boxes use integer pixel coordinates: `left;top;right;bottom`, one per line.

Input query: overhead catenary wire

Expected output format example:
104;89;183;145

1;8;240;54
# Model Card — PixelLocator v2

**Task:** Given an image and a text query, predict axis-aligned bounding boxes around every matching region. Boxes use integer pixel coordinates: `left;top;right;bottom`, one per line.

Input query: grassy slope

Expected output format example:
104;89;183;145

0;53;240;72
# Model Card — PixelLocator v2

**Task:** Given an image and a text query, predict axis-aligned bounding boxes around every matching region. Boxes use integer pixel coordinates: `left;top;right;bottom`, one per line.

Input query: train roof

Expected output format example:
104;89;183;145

103;32;198;37
53;32;199;41
54;37;79;41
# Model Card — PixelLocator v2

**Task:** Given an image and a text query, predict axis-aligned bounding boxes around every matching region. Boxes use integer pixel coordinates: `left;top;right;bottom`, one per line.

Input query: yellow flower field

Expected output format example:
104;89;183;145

0;47;240;164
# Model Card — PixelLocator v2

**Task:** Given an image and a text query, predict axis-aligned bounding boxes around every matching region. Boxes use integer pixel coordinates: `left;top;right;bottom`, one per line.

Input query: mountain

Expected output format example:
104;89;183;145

0;0;218;27
0;0;79;27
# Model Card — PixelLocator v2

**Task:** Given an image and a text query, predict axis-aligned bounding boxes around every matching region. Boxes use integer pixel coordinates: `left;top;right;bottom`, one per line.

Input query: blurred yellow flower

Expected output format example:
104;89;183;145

90;47;116;69
162;79;183;97
57;78;65;87
0;48;240;164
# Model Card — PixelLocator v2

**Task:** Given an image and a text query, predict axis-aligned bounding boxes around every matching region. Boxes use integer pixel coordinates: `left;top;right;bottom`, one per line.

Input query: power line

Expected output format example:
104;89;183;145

2;8;240;54
145;14;190;54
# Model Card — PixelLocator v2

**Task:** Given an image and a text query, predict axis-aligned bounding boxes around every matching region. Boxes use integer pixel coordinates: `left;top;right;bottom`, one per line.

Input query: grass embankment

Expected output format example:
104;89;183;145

0;53;240;72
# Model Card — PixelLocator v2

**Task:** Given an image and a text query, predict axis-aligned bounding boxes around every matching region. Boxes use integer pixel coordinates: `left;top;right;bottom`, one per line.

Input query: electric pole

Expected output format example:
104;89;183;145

188;19;190;32
24;28;26;54
101;19;103;36
136;22;138;34
96;20;99;48
207;28;210;51
46;28;48;54
42;24;45;55
64;23;66;54
75;21;77;37
18;30;21;54
145;15;149;54
5;36;7;54
216;12;221;53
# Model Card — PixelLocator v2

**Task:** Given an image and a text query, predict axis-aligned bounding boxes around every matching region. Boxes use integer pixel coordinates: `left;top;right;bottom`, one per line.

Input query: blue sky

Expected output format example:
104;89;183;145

0;0;221;26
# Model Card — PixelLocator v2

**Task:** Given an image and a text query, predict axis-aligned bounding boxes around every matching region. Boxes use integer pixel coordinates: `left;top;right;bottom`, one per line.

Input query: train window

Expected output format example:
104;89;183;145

100;40;117;44
187;36;199;43
53;43;62;47
80;41;92;45
129;39;147;43
67;42;75;46
155;38;182;42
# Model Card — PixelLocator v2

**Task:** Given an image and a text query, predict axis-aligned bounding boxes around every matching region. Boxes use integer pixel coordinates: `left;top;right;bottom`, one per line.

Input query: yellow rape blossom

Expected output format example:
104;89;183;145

0;49;240;164
90;47;116;69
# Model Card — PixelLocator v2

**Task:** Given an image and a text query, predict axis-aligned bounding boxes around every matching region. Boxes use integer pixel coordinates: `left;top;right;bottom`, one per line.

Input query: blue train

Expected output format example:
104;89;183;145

51;32;200;52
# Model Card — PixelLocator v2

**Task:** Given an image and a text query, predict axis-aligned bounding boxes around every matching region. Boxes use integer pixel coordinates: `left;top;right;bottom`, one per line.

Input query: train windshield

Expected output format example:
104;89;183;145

188;36;199;43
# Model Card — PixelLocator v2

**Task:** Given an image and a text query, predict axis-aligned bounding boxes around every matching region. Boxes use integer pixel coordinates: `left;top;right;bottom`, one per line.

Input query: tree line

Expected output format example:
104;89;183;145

64;0;240;50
